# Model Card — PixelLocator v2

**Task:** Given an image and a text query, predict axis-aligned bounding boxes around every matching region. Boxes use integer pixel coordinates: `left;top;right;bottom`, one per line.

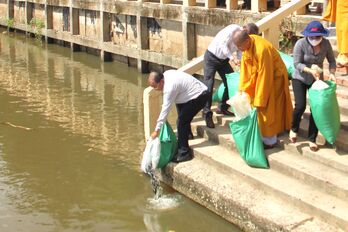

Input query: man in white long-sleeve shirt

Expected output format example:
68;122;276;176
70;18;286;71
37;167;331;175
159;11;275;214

149;70;208;163
203;23;259;128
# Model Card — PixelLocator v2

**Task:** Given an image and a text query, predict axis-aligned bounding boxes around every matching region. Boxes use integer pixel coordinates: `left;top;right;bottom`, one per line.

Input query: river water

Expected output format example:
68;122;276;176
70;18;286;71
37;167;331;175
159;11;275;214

0;31;240;232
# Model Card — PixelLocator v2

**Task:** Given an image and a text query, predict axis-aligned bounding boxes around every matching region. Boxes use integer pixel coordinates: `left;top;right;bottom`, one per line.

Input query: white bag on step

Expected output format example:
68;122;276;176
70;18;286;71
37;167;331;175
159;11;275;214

141;138;161;173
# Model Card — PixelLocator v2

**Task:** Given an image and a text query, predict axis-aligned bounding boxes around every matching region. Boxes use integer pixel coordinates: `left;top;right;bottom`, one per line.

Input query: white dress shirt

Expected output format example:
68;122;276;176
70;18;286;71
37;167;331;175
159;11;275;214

207;24;242;60
155;70;208;131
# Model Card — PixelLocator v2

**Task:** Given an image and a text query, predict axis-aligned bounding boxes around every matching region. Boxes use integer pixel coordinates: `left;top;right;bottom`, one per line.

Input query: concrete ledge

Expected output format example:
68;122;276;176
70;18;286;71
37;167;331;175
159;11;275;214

160;139;346;231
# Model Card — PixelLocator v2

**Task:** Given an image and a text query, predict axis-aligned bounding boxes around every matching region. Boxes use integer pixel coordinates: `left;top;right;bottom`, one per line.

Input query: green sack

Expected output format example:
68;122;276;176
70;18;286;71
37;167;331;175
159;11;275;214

278;51;295;79
229;108;269;169
212;72;240;102
308;81;340;144
157;122;178;168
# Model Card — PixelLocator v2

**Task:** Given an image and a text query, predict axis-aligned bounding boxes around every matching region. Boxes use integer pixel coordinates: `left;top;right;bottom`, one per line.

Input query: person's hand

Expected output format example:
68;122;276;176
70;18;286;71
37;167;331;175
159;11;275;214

329;73;336;82
233;58;241;66
310;69;321;80
151;130;159;139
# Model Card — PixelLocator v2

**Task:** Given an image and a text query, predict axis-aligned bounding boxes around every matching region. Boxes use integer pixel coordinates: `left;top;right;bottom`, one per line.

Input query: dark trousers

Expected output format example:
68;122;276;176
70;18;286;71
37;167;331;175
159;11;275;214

203;50;234;116
291;79;318;142
176;91;209;156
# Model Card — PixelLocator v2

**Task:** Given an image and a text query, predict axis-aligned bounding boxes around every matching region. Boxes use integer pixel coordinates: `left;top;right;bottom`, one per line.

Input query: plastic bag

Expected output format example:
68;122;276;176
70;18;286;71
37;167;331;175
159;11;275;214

311;64;323;74
278;51;295;79
227;92;252;120
157;122;178;168
311;80;329;90
309;81;340;144
229;108;269;169
141;138;161;173
212;72;240;102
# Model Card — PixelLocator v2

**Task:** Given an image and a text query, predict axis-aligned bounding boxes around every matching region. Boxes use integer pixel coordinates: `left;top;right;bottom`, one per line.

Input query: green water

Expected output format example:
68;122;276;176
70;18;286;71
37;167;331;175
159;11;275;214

0;31;240;232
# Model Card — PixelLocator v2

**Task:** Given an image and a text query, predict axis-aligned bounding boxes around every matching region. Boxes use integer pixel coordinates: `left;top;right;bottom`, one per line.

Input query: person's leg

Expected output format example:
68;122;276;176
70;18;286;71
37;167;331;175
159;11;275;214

217;60;234;112
308;110;319;143
306;82;319;145
263;135;278;149
291;79;307;135
176;103;190;158
175;93;208;162
203;51;218;116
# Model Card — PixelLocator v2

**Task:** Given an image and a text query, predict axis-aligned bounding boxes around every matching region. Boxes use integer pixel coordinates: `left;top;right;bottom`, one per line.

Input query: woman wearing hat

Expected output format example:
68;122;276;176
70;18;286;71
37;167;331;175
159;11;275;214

289;20;336;151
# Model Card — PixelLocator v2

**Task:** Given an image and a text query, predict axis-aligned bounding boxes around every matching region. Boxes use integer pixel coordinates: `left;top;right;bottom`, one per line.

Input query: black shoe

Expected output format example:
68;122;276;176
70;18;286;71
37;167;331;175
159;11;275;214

204;112;215;128
216;108;234;116
263;142;278;150
172;153;193;163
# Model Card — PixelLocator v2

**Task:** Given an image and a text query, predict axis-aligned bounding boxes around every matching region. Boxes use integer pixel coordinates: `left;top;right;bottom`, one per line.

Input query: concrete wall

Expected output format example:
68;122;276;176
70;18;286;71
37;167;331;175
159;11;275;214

78;9;100;40
2;0;318;73
148;18;182;58
52;7;69;31
0;0;7;21
14;2;26;24
195;24;220;57
33;3;45;23
111;14;137;48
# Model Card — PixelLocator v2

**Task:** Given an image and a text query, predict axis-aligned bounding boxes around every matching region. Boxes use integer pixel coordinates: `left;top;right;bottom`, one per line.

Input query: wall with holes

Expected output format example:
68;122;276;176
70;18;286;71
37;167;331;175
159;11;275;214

148;18;182;58
13;2;26;24
52;7;69;31
195;24;220;57
78;9;100;40
0;0;7;21
111;14;137;48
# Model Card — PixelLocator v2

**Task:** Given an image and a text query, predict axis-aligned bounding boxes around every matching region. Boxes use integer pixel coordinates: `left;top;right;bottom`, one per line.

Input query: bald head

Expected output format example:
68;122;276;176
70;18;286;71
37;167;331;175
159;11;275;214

243;23;259;35
233;29;251;51
148;71;164;91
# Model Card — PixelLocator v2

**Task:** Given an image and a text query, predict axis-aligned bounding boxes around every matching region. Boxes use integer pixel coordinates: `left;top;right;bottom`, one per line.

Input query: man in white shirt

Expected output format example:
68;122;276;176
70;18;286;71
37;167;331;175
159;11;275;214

149;70;208;163
203;23;259;128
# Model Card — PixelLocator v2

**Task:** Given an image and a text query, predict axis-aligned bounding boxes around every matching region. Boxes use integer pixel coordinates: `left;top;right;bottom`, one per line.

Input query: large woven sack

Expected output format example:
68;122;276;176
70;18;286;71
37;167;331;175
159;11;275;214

309;81;340;144
229;109;269;169
212;72;240;102
157;122;178;168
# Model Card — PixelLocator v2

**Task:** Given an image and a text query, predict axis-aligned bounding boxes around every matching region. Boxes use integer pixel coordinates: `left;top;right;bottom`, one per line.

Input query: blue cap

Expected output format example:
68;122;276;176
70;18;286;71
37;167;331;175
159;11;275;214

301;21;329;37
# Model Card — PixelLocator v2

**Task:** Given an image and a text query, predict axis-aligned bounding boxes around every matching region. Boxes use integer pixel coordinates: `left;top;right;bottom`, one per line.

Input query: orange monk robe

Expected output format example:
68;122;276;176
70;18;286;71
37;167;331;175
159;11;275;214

323;0;348;62
239;35;293;137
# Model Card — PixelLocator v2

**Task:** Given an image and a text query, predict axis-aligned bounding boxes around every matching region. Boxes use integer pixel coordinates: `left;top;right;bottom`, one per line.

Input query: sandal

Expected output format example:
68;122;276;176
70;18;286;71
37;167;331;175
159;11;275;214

289;130;297;143
309;142;319;152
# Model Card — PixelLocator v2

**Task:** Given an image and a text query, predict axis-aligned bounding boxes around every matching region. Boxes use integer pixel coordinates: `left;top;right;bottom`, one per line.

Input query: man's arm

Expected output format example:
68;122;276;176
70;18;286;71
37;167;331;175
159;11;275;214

151;88;177;138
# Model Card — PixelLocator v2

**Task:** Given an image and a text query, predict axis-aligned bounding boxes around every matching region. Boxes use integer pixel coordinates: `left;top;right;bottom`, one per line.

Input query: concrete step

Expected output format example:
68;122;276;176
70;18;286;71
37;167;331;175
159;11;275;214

185;138;348;230
199;109;348;153
192;114;348;168
160;141;345;231
212;111;348;173
267;144;348;200
297;113;348;153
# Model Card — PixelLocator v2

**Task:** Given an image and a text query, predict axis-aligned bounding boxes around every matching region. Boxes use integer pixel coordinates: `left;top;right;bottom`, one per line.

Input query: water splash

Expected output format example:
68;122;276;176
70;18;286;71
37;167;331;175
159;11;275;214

146;166;182;211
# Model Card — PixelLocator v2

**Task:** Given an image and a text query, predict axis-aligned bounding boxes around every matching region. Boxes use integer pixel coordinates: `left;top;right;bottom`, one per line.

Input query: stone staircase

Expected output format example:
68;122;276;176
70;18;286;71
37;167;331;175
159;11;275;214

159;77;348;231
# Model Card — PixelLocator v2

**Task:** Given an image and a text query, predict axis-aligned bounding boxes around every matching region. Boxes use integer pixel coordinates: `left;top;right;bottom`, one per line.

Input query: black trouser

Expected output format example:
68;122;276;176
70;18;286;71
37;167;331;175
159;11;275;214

291;79;318;142
203;50;234;116
176;91;209;156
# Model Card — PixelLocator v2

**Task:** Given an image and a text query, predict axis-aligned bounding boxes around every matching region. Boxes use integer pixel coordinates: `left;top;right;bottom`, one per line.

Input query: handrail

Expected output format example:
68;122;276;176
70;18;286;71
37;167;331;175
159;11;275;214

144;0;313;138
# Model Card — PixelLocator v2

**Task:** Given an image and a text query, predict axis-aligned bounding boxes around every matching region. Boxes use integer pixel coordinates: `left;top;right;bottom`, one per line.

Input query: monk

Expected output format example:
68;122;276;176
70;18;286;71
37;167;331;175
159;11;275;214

232;30;293;148
323;0;348;67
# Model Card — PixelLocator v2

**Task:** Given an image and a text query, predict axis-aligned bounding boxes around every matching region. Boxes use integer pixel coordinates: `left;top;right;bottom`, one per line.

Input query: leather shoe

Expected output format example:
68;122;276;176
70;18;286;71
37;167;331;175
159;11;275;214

263;142;278;150
172;153;193;163
216;108;234;116
205;114;215;128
